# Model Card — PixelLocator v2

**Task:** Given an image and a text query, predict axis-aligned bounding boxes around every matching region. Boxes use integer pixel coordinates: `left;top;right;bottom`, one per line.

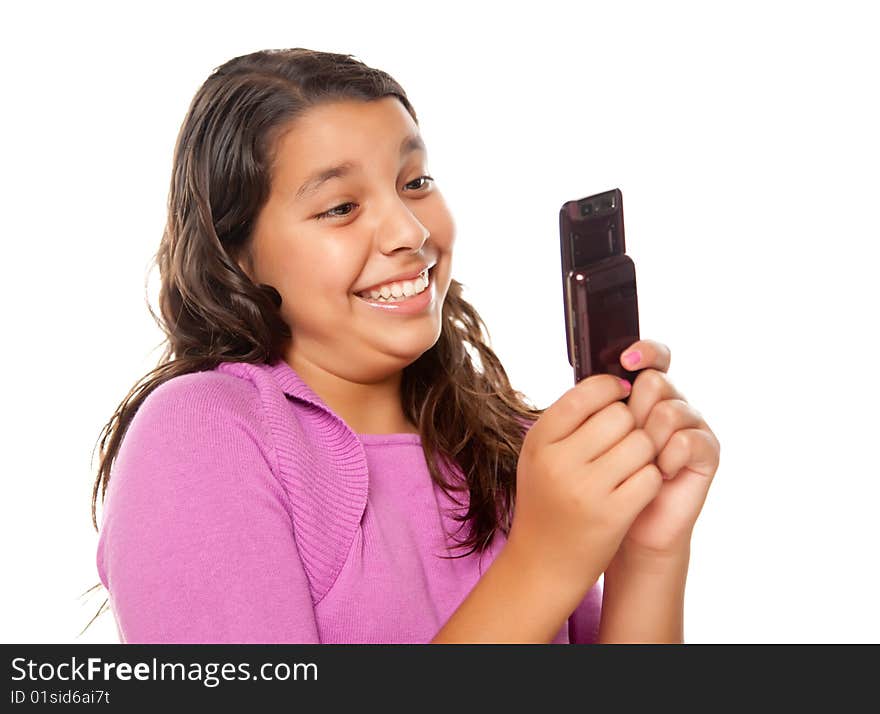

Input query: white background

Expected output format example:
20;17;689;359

2;0;878;644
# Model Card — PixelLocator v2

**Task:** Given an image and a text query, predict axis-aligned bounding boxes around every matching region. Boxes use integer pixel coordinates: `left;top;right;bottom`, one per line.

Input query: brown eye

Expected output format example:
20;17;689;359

406;175;434;191
315;202;356;221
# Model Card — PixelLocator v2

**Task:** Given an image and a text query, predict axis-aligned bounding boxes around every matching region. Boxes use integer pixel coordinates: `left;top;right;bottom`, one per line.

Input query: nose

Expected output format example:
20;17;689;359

376;196;430;254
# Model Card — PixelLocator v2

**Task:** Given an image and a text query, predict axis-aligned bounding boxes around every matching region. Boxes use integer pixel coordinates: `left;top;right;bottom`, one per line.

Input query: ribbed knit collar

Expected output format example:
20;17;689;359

261;357;335;415
216;356;371;606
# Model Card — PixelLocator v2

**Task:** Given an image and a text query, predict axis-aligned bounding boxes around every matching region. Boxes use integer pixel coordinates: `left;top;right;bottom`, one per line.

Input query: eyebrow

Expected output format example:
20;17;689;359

295;133;427;201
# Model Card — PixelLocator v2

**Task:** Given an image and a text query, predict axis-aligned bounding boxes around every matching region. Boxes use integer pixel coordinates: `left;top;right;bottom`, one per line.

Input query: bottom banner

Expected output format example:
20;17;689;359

3;644;874;708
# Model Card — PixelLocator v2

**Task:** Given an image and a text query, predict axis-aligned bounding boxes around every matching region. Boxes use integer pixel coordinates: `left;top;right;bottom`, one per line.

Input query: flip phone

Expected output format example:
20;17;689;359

559;188;642;394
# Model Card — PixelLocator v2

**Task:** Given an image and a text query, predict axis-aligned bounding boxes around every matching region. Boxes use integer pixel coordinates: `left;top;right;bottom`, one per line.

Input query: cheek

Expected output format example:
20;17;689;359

430;200;456;252
262;232;348;288
273;251;362;312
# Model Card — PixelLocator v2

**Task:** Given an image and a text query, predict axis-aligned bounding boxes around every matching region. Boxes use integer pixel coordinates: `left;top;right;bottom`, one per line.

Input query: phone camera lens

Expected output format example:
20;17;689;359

580;203;593;216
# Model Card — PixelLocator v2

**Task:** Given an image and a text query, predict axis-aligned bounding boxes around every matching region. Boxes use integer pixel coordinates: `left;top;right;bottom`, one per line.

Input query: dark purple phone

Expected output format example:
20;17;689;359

560;188;642;399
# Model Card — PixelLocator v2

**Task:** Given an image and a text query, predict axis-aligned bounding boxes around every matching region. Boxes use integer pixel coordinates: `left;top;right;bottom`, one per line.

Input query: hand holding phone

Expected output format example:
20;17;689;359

506;372;661;596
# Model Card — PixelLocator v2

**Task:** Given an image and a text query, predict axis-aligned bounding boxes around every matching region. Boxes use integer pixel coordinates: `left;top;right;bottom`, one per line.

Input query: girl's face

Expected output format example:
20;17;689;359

243;97;456;383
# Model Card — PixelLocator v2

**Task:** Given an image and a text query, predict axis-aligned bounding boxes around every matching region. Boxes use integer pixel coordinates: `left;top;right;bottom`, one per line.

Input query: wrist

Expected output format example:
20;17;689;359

502;535;597;607
598;541;690;644
610;538;692;576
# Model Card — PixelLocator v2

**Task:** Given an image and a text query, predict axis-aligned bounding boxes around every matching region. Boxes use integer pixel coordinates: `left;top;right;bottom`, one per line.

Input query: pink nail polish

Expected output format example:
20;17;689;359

618;378;631;391
623;350;641;367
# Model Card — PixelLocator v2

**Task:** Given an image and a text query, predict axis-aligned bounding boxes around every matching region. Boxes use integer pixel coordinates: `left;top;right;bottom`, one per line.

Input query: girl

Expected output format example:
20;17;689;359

86;48;720;644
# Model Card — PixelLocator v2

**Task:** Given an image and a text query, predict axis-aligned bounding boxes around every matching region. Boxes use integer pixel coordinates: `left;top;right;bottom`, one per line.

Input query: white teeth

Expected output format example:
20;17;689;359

360;269;430;301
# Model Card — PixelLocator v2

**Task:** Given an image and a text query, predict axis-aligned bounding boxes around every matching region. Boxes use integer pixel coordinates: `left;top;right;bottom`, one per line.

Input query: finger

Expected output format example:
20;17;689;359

620;339;672;373
610;462;664;513
656;427;721;481
642;398;704;458
538;373;632;445
592;426;658;491
611;463;663;508
569;400;636;464
627;368;687;429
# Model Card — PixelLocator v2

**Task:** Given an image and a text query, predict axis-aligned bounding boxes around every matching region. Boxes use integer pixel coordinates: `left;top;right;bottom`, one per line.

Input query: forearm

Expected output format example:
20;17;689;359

597;544;690;644
431;544;594;644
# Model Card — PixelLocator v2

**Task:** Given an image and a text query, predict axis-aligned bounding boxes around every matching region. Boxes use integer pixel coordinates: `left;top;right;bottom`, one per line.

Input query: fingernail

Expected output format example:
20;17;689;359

618;378;631;391
622;350;641;367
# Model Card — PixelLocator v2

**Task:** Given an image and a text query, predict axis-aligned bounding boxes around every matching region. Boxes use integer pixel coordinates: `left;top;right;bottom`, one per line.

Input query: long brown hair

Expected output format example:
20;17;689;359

81;48;544;636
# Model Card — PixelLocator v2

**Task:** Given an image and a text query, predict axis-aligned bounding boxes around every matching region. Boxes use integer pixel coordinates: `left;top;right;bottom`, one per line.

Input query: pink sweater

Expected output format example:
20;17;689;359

95;358;602;643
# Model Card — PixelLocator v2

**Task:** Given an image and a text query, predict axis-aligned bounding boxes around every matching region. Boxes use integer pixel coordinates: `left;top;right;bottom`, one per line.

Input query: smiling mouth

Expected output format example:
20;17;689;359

354;265;435;302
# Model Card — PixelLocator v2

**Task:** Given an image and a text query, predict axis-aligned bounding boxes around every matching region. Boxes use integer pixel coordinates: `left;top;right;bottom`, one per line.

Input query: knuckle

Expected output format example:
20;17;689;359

563;389;588;418
630;464;663;500
669;428;694;453
653;399;682;428
608;400;636;429
644;464;664;492
634;428;658;458
635;368;666;393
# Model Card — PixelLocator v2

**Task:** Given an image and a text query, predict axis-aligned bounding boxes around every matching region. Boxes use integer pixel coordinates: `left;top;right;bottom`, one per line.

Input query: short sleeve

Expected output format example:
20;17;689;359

568;580;603;644
95;374;321;643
